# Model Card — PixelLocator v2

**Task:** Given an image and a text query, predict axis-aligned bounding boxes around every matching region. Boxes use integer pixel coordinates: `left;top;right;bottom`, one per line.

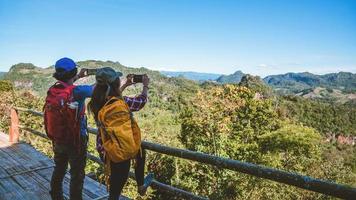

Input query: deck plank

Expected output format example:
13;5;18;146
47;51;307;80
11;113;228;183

0;132;119;200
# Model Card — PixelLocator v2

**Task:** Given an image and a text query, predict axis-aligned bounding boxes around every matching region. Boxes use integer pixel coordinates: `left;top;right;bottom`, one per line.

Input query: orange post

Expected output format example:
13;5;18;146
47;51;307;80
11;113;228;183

9;108;19;143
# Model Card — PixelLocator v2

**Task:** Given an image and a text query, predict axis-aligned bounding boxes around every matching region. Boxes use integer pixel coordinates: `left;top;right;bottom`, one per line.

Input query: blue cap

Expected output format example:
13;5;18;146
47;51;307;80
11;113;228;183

55;57;77;72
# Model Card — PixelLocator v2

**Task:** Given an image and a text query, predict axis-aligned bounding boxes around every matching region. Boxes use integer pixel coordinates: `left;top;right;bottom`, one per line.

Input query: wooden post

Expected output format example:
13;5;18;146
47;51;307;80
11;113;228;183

9;108;19;143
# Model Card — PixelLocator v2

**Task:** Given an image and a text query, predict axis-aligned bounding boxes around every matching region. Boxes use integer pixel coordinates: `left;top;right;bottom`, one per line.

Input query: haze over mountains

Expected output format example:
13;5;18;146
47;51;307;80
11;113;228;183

0;72;5;79
160;71;221;81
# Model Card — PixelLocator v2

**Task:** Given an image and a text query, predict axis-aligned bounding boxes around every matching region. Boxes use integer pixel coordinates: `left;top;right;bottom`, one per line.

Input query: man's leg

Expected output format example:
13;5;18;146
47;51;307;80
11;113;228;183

50;143;69;200
68;142;87;200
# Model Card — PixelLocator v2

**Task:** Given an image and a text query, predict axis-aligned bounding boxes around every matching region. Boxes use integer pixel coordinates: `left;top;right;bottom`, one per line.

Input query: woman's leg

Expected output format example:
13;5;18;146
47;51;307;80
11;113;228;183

135;149;146;186
109;159;131;200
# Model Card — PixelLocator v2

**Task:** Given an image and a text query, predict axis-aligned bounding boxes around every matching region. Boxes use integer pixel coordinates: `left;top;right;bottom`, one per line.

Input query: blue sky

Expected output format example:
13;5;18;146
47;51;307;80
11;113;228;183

0;0;355;77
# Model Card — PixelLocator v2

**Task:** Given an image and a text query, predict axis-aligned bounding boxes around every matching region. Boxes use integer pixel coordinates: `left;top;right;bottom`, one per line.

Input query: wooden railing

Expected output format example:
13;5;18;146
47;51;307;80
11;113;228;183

9;107;356;200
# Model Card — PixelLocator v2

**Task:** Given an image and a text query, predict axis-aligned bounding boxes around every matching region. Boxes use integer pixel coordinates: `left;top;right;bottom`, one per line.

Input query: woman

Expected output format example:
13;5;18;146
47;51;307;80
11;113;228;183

88;67;153;199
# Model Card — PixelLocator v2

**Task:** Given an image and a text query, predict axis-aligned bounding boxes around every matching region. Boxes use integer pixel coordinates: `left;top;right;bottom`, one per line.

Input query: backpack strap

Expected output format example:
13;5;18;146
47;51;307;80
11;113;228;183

50;81;75;91
97;121;109;137
104;96;120;107
56;80;71;87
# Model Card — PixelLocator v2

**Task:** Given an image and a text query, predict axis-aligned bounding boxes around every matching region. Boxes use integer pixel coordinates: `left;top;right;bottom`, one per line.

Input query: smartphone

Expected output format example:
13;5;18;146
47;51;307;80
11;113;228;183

84;68;97;76
133;74;144;83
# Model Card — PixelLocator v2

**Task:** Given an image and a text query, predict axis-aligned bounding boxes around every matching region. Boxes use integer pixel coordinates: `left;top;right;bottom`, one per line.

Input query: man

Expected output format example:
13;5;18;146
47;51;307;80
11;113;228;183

44;57;93;200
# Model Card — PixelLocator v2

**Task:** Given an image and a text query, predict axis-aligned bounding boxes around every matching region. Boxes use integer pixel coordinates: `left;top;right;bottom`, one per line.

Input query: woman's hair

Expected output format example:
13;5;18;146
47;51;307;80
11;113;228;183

53;68;78;82
88;78;122;121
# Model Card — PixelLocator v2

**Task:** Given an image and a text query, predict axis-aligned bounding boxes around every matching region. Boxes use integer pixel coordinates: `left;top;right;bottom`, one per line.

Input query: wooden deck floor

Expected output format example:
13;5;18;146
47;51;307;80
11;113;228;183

0;132;127;200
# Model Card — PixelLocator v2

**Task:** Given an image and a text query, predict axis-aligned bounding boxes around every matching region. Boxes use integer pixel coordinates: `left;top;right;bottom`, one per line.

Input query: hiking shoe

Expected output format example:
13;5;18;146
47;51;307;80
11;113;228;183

138;173;154;196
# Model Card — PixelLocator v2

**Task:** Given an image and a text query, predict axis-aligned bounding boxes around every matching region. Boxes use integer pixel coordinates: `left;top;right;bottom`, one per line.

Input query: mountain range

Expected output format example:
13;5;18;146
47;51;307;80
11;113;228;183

163;70;356;93
264;72;356;93
1;62;355;96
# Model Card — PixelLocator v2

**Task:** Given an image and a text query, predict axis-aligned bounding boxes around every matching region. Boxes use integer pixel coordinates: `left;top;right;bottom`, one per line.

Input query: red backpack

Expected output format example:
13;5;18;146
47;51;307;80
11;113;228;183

44;81;82;146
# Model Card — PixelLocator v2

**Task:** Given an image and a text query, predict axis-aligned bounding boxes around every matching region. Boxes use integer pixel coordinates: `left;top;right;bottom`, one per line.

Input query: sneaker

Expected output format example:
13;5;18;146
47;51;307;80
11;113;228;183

138;173;154;196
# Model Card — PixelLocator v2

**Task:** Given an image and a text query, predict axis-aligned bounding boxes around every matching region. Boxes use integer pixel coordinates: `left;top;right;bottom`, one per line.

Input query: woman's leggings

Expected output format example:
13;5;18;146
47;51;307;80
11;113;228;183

109;149;146;200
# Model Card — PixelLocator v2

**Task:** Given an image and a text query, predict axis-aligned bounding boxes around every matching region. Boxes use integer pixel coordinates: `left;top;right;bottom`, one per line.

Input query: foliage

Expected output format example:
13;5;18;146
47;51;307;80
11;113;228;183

0;81;15;131
278;96;356;136
238;75;274;97
0;80;13;92
180;85;279;159
258;122;322;171
178;85;355;199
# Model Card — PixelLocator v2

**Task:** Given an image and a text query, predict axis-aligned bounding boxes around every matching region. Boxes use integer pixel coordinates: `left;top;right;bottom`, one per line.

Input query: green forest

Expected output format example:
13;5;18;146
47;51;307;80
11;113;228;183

0;61;355;199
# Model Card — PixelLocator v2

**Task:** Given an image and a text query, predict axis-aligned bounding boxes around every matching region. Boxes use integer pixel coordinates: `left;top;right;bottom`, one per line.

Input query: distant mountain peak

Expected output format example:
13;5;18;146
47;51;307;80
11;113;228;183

9;63;38;72
216;70;245;84
233;70;243;75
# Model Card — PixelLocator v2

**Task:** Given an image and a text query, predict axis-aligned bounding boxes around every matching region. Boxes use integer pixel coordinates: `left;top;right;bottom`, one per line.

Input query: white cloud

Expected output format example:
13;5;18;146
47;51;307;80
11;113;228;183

257;64;268;68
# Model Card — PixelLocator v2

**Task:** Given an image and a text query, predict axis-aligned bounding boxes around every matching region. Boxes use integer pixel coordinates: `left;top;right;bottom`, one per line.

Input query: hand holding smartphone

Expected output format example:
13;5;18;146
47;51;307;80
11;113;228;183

84;68;97;76
133;74;144;83
125;74;148;87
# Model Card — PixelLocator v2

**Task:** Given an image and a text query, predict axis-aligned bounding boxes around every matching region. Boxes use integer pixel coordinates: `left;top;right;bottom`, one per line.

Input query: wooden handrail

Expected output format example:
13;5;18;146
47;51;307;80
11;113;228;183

13;107;356;199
